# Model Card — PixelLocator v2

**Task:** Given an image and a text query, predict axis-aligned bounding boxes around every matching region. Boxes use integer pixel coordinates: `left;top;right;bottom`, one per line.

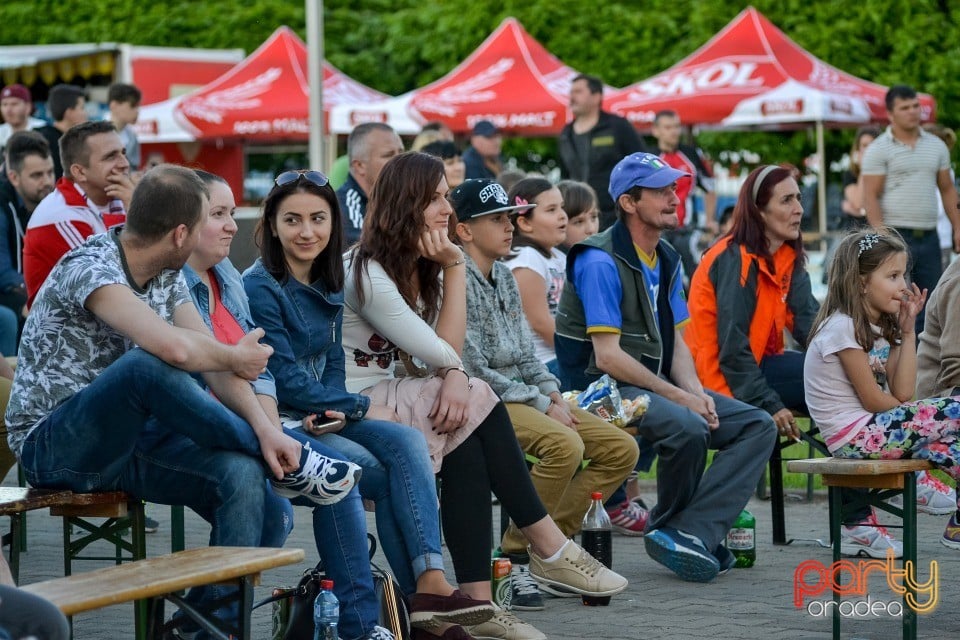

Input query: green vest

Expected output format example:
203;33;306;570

555;221;682;386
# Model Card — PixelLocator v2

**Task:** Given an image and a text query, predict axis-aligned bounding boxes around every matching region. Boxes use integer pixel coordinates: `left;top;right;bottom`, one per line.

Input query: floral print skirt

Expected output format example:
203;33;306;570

834;397;960;490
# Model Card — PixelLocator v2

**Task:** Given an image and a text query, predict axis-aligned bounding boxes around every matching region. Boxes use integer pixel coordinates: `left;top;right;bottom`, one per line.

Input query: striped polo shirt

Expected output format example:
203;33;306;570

860;127;950;229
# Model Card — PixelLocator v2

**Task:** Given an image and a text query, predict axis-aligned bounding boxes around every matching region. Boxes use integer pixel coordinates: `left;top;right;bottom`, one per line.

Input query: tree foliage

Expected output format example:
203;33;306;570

3;0;960;168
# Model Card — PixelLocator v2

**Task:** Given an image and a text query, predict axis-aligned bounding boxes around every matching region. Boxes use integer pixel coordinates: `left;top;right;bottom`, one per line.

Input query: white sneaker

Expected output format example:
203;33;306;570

887;470;956;515
840;511;903;559
467;605;546;640
528;541;627;596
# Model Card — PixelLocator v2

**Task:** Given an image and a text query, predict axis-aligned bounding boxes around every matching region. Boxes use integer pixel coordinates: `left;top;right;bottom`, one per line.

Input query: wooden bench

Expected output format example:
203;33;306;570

786;458;932;640
0;487;73;582
22;546;305;640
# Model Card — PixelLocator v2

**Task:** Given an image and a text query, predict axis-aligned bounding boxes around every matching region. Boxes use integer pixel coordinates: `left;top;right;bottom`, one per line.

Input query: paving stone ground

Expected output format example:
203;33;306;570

8;476;959;639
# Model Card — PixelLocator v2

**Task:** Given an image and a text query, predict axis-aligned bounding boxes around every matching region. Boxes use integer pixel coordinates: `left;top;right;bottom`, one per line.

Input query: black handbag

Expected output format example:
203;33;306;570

254;534;410;640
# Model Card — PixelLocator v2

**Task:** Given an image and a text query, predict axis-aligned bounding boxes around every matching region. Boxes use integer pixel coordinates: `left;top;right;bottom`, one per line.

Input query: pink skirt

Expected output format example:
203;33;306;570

362;375;499;472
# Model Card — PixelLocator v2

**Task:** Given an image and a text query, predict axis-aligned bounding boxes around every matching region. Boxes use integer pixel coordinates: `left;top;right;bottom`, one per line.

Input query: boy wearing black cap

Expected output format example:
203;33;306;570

451;179;638;614
555;153;776;583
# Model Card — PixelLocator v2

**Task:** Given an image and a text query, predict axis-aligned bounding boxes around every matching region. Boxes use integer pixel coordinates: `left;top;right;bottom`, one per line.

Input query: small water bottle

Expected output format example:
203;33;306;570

313;579;339;640
580;491;613;606
725;509;756;568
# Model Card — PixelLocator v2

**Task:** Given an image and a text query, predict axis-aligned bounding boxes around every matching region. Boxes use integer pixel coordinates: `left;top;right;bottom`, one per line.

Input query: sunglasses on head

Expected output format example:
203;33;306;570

273;170;330;188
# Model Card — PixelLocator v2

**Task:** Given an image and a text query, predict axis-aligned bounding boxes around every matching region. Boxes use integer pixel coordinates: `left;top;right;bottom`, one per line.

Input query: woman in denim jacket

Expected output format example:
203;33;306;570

241;170;492;640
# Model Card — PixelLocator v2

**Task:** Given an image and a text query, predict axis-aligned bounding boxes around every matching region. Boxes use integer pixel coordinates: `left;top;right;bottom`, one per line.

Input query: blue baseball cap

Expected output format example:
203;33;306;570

608;152;690;203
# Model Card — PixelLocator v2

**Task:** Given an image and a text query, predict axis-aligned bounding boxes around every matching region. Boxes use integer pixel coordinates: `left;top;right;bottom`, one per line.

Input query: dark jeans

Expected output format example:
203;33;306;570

438;402;548;583
761;350;870;521
895;227;942;334
0;585;70;640
621;387;777;550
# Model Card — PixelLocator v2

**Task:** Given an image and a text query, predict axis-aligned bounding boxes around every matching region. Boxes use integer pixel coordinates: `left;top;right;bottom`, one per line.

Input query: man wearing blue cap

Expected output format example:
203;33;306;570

554;152;776;583
463;120;503;180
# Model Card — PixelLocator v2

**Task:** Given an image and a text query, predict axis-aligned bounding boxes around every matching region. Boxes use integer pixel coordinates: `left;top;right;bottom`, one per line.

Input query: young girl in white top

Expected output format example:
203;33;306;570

805;228;960;550
505;178;568;374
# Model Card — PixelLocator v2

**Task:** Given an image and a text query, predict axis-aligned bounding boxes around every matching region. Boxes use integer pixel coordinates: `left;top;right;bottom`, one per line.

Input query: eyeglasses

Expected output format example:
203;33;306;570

274;170;329;188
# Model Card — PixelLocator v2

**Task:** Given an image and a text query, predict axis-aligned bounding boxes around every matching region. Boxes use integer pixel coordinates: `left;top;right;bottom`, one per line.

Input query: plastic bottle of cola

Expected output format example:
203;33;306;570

580;491;613;605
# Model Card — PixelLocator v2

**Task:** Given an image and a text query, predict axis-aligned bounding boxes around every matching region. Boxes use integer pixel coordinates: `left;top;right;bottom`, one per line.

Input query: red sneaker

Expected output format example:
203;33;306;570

606;498;649;536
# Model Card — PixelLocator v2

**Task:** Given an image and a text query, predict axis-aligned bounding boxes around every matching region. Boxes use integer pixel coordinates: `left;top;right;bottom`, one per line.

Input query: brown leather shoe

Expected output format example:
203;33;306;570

409;589;494;629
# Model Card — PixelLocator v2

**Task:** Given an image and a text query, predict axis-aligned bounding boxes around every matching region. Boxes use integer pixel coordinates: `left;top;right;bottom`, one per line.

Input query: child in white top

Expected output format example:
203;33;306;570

505;178;567;370
557;180;600;251
805;228;960;549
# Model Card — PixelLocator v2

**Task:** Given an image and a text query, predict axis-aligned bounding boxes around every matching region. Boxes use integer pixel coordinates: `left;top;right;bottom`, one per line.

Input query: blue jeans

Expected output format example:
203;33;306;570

19;348;304;630
0;305;16;356
283;431;379;640
315;418;444;596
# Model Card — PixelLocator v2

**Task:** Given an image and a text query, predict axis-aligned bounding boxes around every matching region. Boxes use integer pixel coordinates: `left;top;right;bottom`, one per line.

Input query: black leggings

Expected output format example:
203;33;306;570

438;402;548;584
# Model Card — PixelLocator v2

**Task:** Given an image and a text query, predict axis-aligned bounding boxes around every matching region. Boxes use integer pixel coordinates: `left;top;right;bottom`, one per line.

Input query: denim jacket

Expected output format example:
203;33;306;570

242;258;369;420
182;259;277;400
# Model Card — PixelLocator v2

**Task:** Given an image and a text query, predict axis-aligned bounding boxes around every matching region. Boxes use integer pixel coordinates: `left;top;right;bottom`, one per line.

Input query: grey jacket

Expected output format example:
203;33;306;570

462;255;560;413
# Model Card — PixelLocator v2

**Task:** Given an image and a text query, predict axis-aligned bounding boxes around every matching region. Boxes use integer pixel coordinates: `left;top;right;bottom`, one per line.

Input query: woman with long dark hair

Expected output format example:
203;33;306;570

342;152;628;640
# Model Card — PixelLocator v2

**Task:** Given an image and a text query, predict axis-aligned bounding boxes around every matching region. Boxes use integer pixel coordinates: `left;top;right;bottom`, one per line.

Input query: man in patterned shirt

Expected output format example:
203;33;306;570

5;165;357;634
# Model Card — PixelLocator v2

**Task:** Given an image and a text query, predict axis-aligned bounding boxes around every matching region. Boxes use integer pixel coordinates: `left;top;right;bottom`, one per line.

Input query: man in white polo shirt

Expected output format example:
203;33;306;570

861;84;960;332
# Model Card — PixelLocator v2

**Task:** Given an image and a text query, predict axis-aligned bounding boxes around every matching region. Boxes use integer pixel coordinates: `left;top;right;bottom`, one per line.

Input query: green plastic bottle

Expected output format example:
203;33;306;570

725;509;756;568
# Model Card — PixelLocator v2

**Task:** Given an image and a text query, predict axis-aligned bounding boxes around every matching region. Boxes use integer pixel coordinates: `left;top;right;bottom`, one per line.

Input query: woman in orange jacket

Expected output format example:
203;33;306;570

685;164;818;441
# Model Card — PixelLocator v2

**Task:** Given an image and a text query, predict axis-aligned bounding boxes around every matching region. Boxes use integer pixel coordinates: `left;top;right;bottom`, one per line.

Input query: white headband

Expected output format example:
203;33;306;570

752;165;780;204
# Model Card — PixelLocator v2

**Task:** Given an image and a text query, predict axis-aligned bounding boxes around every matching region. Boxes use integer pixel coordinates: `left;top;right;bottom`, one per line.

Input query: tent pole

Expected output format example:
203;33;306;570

816;120;827;252
306;0;325;171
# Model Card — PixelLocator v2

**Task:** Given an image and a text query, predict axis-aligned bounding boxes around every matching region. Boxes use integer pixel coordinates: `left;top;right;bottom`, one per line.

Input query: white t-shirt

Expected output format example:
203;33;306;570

507;246;566;364
5;230;191;455
0;118;47;151
804;312;890;451
341;253;461;394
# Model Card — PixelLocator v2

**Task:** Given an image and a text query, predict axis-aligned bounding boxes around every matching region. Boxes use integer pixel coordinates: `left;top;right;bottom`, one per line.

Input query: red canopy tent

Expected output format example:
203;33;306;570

330;17;597;136
138;26;388;143
603;6;935;129
135;26;388;203
604;6;937;236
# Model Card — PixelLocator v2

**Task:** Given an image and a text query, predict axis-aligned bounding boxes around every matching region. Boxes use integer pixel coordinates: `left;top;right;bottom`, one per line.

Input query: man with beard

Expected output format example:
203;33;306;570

0;131;54;323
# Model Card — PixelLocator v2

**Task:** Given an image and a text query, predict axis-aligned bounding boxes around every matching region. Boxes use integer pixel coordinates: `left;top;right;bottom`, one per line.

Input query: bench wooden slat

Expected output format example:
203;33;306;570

21;547;305;616
0;488;72;514
787;458;933;489
786;458;932;476
49;491;135;518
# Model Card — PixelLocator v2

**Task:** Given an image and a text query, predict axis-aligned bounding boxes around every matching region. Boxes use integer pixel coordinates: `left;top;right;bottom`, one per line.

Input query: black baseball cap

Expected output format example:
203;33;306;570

471;120;499;137
450;179;535;222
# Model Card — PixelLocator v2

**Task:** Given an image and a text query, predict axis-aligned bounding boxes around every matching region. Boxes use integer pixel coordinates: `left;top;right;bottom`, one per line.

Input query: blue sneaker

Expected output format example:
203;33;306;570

713;545;735;575
271;442;361;505
644;527;720;582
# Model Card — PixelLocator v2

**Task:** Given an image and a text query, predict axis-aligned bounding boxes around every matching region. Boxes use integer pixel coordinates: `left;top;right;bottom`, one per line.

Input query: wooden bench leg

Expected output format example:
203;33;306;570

829;486;842;640
902;472;918;640
7;513;21;584
171;504;185;553
770;444;787;545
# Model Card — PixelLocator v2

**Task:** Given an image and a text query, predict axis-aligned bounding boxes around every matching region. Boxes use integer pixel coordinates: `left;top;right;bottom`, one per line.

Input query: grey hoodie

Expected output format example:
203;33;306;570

462;254;560;413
